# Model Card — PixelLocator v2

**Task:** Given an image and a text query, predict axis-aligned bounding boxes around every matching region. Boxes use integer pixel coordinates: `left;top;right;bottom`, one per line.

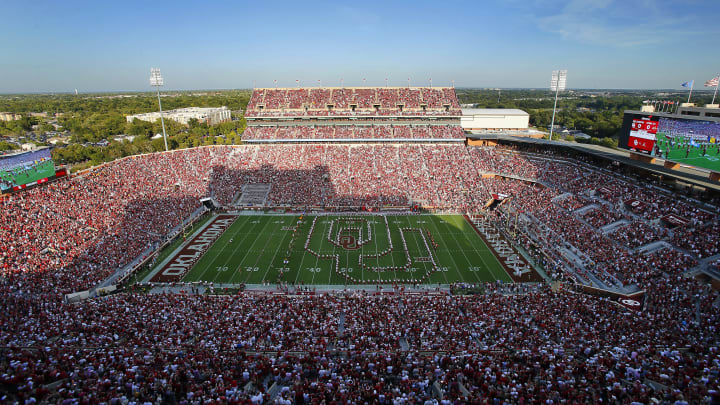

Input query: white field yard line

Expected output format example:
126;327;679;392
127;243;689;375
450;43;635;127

309;217;330;285
438;215;486;284
238;216;293;284
258;217;297;284
327;220;340;285
367;215;394;284
295;216;330;285
401;215;438;284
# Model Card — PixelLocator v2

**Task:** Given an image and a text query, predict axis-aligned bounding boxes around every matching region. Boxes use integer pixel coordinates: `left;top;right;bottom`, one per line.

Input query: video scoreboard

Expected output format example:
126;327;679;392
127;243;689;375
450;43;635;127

620;110;720;173
627;116;659;153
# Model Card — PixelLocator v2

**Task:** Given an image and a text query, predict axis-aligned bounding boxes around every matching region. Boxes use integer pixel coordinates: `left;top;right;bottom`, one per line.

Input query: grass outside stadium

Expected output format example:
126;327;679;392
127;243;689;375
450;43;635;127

143;212;541;287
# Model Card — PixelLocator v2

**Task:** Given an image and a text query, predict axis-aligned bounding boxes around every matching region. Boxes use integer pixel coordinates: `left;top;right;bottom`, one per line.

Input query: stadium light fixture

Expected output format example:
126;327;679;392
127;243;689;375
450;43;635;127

149;68;169;152
549;69;567;142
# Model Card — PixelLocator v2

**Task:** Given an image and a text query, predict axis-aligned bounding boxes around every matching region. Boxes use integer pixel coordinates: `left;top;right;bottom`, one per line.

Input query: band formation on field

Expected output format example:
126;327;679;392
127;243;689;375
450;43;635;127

145;213;542;286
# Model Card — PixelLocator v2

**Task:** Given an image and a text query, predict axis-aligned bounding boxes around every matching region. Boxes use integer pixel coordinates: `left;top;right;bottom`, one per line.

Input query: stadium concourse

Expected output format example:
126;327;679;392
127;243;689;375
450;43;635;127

0;87;719;403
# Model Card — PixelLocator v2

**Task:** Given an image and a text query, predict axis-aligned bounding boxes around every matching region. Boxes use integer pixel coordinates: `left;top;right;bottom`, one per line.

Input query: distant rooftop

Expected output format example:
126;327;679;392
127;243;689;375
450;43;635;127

461;108;529;116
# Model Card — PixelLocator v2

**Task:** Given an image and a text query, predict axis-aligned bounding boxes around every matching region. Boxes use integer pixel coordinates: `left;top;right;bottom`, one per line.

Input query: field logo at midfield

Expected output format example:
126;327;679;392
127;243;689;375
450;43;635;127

339;234;359;250
327;217;372;250
304;215;440;283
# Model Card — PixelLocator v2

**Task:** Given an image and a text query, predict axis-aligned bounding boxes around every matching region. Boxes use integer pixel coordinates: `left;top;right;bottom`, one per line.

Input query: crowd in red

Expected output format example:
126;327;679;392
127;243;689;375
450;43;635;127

246;87;462;117
1;143;716;291
243;125;465;140
1;141;719;403
1;285;717;403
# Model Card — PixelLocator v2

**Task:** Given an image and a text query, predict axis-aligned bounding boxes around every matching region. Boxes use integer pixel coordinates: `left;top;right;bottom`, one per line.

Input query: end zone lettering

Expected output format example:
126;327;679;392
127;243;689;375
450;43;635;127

149;215;237;283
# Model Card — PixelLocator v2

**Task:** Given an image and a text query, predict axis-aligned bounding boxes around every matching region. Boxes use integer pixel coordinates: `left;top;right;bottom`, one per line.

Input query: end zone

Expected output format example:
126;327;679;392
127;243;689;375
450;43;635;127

148;214;237;283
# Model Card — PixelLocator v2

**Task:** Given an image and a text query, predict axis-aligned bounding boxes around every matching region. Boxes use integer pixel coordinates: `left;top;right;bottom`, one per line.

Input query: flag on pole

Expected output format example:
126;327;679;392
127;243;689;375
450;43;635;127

682;81;695;103
707;75;720;104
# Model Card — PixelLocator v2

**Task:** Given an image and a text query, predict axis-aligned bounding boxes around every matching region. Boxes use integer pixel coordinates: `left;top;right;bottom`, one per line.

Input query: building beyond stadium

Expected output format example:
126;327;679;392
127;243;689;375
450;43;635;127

126;107;231;126
460;108;529;131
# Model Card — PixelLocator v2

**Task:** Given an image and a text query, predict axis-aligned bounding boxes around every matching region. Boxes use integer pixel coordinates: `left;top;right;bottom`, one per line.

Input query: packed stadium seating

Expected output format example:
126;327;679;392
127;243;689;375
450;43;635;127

242;125;466;140
1;283;718;403
246;87;462;117
3;143;718;292
2;85;720;402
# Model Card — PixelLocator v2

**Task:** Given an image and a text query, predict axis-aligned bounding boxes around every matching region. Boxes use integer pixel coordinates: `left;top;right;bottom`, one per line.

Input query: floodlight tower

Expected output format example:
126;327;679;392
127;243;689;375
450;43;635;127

150;68;169;152
549;70;567;142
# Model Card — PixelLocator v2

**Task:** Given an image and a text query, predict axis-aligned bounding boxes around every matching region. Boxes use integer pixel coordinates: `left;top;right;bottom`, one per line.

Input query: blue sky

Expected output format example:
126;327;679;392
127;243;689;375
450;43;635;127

1;0;718;92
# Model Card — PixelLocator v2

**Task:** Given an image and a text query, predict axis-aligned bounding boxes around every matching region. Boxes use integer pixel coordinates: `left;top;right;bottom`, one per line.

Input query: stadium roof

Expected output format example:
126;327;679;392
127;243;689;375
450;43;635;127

462;108;529;116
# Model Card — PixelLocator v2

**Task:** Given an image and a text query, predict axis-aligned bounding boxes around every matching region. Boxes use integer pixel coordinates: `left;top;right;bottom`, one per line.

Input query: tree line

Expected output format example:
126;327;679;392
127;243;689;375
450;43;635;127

52;118;246;170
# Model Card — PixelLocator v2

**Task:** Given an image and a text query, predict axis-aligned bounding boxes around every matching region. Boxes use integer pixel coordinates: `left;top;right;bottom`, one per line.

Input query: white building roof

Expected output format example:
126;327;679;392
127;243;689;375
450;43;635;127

461;108;529;116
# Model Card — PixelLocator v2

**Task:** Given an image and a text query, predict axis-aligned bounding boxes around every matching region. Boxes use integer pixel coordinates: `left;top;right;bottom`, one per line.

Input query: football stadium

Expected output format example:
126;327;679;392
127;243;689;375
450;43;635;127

2;85;720;404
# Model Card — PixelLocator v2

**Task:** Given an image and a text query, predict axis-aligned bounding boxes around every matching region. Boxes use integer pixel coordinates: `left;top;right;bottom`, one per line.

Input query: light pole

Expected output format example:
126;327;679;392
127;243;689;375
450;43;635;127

150;68;169;152
549;69;567;142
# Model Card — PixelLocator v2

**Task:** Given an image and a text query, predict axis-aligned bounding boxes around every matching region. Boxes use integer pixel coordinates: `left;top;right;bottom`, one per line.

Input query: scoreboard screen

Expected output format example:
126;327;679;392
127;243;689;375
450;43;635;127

0;149;61;194
627;117;659;153
620;112;720;173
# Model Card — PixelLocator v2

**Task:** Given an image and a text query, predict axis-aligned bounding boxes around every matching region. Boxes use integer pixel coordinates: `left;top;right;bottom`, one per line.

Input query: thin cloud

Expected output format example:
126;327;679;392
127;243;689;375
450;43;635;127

532;0;705;47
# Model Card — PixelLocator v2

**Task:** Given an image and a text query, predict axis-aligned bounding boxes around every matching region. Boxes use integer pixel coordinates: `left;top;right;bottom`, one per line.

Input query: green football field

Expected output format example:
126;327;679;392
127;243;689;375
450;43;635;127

655;132;720;172
177;214;512;285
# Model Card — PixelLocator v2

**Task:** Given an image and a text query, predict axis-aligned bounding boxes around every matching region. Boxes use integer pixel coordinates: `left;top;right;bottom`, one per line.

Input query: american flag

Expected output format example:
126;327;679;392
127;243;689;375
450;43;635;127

704;76;719;87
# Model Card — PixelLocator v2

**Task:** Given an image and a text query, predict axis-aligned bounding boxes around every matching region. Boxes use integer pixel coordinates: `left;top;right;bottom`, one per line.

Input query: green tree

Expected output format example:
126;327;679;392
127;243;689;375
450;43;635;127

0;141;19;151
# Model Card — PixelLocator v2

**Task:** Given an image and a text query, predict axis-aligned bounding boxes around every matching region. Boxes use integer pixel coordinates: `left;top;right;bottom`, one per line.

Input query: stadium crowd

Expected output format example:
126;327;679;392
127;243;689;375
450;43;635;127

242;125;465;140
2;143;718;290
1;286;718;403
246;87;462;117
1;137;719;402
